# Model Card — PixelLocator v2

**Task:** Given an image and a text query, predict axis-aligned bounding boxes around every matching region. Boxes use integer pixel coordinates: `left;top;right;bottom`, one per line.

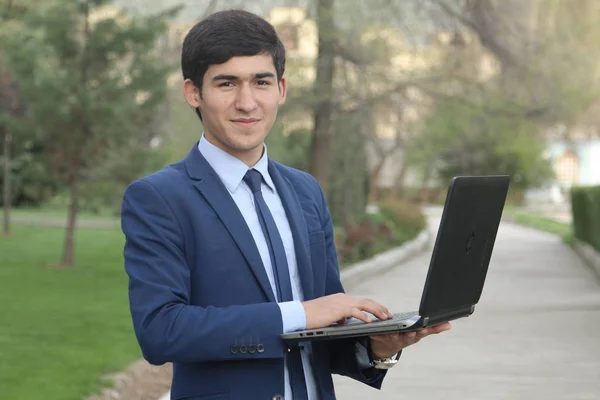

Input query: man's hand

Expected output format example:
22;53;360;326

302;293;394;330
369;322;452;359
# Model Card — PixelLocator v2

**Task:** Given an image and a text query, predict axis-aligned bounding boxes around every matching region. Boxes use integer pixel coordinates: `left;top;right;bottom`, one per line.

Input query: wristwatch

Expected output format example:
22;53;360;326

370;352;401;370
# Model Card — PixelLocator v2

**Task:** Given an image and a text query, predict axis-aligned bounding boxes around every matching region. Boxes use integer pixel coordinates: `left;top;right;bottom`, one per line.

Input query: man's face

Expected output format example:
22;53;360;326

184;53;286;165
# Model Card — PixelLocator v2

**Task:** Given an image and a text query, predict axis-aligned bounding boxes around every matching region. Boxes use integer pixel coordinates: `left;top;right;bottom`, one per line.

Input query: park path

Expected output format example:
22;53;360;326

11;216;119;229
333;208;600;399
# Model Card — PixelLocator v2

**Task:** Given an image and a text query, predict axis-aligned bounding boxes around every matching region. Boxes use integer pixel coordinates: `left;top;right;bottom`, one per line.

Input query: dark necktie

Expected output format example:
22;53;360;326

243;168;308;399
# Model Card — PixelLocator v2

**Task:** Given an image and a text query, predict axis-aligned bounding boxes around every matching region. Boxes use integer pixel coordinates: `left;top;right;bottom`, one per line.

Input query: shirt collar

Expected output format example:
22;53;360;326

198;135;275;193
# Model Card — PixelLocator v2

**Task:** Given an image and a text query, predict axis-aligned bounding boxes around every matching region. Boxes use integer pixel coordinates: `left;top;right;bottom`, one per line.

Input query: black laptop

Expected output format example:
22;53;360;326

281;175;510;342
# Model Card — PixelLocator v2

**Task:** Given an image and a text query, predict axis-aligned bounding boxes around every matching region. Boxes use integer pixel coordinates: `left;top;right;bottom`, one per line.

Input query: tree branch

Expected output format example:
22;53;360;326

427;0;519;68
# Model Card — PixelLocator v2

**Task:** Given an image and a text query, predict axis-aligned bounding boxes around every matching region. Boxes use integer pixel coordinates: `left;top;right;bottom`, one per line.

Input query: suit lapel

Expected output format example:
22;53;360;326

184;144;276;303
268;162;315;301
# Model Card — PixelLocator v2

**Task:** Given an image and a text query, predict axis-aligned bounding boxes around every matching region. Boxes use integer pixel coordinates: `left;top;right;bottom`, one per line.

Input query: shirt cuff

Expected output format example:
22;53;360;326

356;339;372;369
278;301;307;333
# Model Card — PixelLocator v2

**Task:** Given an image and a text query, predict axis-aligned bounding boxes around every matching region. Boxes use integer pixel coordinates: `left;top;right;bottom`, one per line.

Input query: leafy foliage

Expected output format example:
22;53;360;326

571;185;600;251
266;123;313;172
335;199;425;265
0;0;178;181
0;140;58;206
0;0;179;263
409;96;554;189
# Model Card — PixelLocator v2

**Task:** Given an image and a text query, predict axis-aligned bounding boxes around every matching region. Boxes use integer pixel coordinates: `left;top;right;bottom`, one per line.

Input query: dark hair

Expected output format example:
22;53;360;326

181;9;286;120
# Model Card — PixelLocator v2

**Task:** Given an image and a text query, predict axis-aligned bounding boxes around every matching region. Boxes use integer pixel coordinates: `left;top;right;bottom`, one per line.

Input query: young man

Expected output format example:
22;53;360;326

121;9;450;400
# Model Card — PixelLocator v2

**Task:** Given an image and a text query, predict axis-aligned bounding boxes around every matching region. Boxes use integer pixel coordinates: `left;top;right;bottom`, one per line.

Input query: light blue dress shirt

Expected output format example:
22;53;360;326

198;136;319;400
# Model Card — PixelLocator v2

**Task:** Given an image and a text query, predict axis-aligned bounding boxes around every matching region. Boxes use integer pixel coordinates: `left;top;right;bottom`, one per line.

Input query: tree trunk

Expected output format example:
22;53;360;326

367;159;385;204
389;157;409;199
60;0;88;266
2;131;11;236
61;175;80;266
308;0;336;196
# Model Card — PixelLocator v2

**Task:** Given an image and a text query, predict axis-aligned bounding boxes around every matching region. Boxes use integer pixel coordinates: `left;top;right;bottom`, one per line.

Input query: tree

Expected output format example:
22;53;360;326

0;0;179;265
387;0;600;202
0;0;36;236
271;0;437;214
0;67;18;235
308;0;336;195
427;0;600;130
328;108;370;225
409;95;554;192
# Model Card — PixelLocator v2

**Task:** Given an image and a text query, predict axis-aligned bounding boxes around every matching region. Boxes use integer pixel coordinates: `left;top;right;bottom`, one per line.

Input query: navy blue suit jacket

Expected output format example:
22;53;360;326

121;144;386;400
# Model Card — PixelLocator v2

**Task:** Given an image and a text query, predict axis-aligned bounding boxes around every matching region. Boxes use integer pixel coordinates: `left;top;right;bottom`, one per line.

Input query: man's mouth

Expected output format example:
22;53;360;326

231;118;261;126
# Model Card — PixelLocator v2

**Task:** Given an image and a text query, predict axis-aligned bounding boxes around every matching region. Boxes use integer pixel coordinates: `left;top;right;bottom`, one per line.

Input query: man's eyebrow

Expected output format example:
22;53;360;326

211;72;276;82
212;74;239;81
255;72;276;79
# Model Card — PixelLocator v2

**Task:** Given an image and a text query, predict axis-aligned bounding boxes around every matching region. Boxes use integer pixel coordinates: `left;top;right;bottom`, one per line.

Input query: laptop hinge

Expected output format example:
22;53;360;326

422;305;475;327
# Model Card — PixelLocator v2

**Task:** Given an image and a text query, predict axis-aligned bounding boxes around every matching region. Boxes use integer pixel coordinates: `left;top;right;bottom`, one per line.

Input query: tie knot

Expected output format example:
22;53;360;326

243;169;263;193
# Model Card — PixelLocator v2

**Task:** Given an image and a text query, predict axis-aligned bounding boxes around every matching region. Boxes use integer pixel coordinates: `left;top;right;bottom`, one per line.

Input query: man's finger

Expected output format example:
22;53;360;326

350;308;372;323
358;299;391;320
412;323;451;338
429;322;452;333
374;303;393;320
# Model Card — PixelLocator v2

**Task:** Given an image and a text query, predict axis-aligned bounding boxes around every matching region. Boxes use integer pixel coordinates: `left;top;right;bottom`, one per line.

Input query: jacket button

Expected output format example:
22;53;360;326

257;344;265;353
249;345;257;354
239;345;248;354
272;394;284;400
230;345;239;354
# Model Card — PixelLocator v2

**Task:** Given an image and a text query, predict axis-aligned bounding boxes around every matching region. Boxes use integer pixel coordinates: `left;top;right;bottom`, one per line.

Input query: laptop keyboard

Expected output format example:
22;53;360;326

345;311;419;325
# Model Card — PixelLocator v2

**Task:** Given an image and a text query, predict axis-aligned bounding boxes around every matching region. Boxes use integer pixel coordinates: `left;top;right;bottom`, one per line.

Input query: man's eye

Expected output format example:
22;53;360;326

257;80;271;86
219;82;234;87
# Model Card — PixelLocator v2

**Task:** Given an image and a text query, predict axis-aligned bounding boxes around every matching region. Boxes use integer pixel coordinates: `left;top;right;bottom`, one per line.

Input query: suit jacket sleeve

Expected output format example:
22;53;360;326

316;182;388;389
121;179;286;365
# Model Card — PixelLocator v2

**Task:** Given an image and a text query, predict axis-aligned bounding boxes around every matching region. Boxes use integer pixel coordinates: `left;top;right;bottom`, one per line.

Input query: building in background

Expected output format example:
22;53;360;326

527;121;600;205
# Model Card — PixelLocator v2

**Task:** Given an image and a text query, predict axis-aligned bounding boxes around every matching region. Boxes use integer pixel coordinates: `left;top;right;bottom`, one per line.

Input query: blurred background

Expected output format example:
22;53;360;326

1;1;599;399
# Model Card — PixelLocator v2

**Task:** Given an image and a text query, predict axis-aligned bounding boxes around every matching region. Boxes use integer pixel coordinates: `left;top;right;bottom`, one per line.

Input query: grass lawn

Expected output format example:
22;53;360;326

0;225;141;400
509;212;574;245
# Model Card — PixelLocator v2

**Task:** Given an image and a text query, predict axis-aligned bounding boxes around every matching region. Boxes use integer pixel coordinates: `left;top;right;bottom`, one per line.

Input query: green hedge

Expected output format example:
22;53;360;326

571;185;600;251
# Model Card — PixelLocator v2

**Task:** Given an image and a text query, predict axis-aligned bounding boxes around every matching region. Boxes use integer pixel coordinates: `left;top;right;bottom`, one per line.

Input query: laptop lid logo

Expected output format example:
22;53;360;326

466;230;476;254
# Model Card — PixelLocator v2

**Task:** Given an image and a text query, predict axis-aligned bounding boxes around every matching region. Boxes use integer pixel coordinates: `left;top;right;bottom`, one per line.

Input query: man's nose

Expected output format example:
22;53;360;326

234;84;258;112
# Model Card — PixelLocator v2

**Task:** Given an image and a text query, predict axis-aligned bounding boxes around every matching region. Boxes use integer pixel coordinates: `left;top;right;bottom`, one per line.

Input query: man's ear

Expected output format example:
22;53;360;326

183;79;201;108
278;76;287;105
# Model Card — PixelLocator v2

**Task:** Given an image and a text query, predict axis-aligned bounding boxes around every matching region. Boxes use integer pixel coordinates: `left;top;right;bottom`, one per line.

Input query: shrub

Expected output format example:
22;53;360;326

571;185;600;251
336;200;426;266
379;199;427;243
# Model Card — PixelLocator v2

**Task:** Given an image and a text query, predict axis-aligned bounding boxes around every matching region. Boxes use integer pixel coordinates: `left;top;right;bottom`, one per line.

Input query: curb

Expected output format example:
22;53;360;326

573;239;600;280
158;228;431;400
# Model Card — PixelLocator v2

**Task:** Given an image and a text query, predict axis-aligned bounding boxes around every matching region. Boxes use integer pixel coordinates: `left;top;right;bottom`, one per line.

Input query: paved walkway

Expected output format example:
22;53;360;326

333;211;600;399
11;216;119;229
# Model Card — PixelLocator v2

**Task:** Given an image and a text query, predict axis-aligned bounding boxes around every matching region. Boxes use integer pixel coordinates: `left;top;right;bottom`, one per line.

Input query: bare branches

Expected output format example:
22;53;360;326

199;0;220;19
333;40;370;67
428;0;478;31
426;0;521;68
